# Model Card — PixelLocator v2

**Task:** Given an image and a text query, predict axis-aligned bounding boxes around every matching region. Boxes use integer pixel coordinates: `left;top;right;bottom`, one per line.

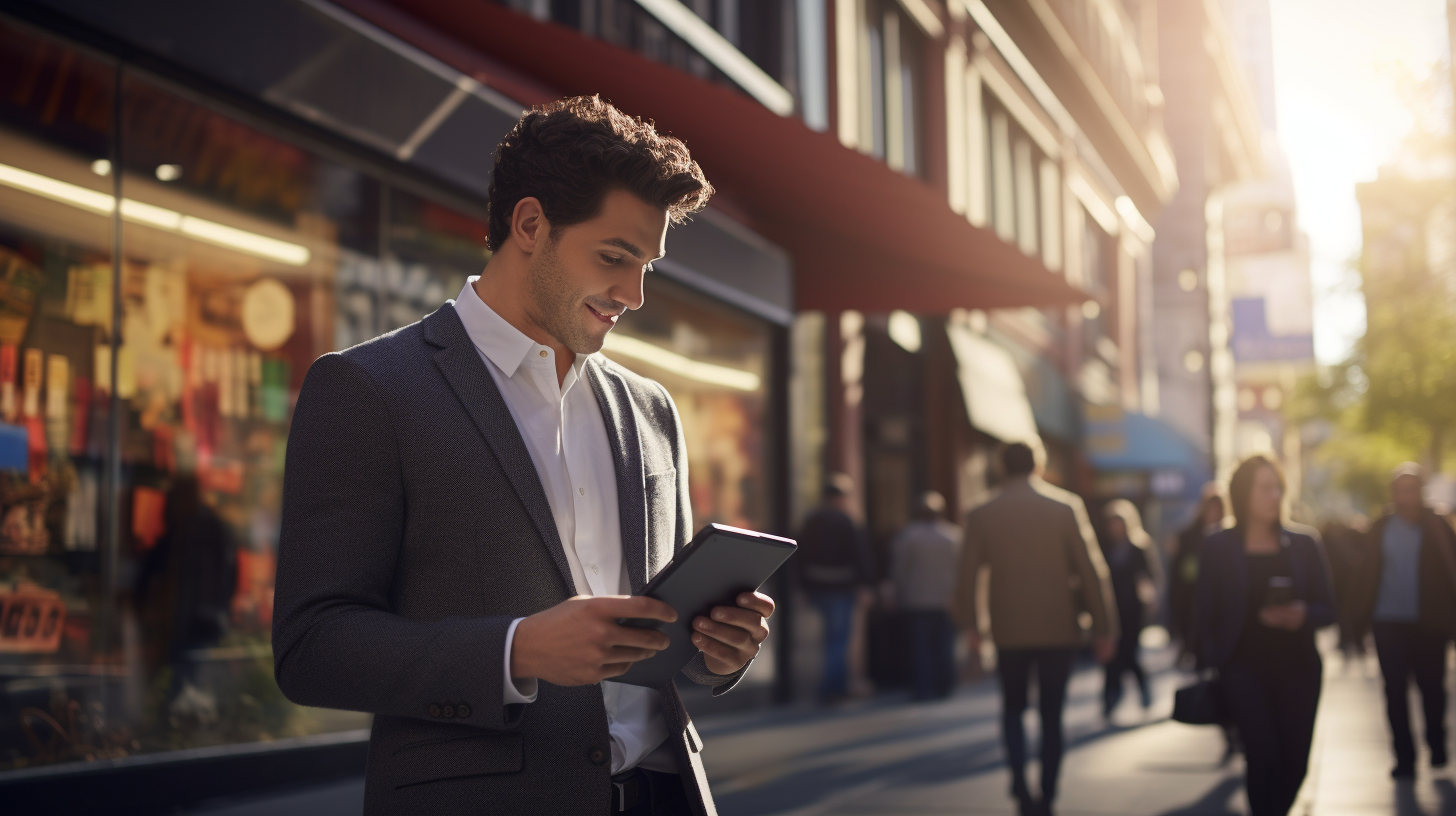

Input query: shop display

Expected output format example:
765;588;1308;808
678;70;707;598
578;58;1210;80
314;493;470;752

0;581;63;653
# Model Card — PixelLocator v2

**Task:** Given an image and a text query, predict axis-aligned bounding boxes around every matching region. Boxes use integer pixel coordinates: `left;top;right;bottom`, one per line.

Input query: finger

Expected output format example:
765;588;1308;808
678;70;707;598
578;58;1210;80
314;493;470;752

600;662;634;679
694;616;755;648
736;592;775;617
708;606;769;639
601;646;659;663
607;625;672;651
597;595;678;623
692;630;751;663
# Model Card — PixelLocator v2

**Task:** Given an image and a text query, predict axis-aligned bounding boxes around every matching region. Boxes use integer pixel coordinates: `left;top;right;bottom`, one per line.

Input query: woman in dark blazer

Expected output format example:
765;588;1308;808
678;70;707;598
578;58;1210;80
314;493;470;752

1195;455;1335;816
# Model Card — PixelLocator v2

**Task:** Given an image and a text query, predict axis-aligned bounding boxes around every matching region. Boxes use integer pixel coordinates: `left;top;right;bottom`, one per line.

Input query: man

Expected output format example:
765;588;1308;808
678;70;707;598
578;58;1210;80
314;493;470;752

796;472;874;703
956;442;1117;816
272;96;775;815
1350;463;1456;779
888;491;962;701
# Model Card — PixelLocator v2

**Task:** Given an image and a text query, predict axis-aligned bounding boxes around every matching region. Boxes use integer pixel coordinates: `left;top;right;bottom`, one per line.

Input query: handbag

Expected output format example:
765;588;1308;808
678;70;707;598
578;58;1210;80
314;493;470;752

1172;673;1224;725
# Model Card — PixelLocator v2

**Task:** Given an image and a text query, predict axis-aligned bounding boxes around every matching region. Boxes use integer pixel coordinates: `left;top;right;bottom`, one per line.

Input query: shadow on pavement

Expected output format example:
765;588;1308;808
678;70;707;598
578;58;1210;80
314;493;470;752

1154;776;1243;816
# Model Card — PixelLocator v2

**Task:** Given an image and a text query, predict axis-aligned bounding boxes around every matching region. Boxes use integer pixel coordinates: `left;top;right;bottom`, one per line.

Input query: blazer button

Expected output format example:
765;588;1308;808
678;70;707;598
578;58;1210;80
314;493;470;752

442;705;455;718
457;704;471;718
429;704;441;718
588;747;607;765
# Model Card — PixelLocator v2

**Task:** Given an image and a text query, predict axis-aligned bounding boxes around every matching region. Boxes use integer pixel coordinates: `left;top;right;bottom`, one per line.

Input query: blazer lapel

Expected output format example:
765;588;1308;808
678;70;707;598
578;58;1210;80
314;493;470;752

422;304;575;592
587;357;649;594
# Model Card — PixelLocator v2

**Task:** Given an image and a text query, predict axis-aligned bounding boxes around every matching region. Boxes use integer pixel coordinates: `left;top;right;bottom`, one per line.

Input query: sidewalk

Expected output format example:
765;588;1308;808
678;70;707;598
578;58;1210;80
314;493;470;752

178;644;1455;815
698;645;1456;816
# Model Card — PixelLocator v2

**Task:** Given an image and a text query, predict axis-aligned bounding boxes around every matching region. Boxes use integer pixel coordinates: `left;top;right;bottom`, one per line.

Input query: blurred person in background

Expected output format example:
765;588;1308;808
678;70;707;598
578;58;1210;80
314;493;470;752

1348;464;1456;779
1196;455;1334;816
1319;514;1370;662
797;472;875;704
1100;500;1163;719
956;441;1117;816
888;491;962;701
1171;486;1225;667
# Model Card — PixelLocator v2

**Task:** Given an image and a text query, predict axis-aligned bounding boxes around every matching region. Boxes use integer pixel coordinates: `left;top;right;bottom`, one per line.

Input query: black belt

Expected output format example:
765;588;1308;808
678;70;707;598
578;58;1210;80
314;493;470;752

611;768;645;812
610;767;679;813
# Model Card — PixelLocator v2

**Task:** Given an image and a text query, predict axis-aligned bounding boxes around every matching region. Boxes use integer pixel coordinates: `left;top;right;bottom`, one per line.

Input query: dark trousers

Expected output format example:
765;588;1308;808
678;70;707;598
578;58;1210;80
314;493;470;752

810;591;857;700
1372;621;1449;769
616;768;690;816
1102;627;1148;713
907;609;956;700
997;647;1074;802
1221;655;1321;816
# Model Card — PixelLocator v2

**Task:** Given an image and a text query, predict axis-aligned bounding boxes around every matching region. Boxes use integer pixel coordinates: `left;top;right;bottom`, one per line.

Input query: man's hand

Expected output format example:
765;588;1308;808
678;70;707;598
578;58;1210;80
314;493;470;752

511;596;676;686
693;591;775;675
1094;635;1116;664
964;629;982;658
1259;601;1307;631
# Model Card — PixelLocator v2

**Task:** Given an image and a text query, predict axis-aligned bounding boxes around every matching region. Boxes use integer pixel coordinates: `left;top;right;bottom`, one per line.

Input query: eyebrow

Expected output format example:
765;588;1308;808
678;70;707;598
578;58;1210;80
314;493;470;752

602;237;664;262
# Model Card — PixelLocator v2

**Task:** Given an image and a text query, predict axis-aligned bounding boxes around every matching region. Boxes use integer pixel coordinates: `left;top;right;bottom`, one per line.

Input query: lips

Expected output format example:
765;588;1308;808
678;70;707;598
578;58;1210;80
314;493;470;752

586;304;620;325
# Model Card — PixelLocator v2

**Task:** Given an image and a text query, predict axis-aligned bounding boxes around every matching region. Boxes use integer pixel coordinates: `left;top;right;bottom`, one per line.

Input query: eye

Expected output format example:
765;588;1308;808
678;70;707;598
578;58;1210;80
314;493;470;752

600;254;622;265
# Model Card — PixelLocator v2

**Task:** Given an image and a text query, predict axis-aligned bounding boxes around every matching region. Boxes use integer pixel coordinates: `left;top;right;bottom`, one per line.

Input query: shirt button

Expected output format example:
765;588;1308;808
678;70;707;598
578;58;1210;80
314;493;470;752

578;487;585;496
589;564;600;575
539;349;548;357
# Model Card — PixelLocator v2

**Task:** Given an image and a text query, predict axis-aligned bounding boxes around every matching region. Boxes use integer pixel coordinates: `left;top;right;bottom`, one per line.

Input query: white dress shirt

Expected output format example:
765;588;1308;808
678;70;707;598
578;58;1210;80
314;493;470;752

454;278;674;774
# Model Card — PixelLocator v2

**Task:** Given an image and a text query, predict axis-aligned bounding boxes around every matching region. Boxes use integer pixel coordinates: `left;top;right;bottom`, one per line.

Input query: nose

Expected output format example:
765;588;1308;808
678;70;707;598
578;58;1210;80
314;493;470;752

613;269;646;313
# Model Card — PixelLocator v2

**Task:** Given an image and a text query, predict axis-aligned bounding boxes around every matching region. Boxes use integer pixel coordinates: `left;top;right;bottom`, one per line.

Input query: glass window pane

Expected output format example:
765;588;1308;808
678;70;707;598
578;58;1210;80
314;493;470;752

0;19;116;773
113;73;379;761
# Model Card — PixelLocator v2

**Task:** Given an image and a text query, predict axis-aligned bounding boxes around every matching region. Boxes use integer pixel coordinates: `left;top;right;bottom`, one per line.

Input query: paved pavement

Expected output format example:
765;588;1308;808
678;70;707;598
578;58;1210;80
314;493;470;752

183;643;1456;815
699;645;1456;816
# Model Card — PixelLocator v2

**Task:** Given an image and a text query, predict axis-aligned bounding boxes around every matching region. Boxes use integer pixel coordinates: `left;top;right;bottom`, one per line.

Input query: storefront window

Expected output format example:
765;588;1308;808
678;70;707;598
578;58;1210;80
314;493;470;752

0;21;493;773
603;276;773;531
0;19;118;772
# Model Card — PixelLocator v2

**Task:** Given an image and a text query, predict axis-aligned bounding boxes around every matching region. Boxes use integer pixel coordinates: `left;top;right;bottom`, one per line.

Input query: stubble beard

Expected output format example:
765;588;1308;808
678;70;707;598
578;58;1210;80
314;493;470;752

528;237;608;355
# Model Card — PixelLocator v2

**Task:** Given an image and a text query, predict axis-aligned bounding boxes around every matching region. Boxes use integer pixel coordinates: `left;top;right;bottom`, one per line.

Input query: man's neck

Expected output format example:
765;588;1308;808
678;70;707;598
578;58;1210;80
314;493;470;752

1396;507;1423;526
470;269;576;385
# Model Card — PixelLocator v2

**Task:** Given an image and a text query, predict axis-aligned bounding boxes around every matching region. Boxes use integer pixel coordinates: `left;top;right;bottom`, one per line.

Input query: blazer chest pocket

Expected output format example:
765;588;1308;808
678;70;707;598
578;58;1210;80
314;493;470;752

392;732;523;788
645;468;677;575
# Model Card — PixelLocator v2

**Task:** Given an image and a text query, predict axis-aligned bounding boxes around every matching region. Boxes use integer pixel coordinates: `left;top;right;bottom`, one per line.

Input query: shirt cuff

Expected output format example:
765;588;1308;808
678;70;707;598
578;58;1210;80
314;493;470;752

502;617;539;704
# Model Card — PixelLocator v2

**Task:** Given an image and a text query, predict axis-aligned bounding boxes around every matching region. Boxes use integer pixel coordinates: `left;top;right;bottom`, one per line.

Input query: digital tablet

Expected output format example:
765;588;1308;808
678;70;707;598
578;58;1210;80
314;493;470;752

613;523;796;689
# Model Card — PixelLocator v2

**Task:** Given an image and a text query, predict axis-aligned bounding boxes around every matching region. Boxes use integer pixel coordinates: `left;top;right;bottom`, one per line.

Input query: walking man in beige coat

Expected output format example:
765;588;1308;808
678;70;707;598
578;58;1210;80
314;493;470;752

956;442;1118;816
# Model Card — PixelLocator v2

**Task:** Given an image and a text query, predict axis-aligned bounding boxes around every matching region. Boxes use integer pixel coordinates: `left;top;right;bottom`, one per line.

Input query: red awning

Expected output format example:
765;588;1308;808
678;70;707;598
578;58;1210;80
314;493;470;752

347;0;1089;313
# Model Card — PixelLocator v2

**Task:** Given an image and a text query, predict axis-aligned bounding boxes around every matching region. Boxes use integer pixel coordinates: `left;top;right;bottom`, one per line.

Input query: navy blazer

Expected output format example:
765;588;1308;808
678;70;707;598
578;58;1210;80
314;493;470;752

1194;526;1336;669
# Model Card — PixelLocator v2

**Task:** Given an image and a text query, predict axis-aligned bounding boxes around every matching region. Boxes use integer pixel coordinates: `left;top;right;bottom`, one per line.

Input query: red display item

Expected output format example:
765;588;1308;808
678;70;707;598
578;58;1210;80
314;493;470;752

0;583;65;654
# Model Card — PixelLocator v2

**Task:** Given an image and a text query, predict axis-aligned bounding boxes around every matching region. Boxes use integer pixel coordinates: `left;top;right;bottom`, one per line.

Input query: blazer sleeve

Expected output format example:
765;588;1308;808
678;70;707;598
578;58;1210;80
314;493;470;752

653;381;750;695
1193;536;1221;670
1068;497;1120;642
1299;533;1337;631
272;353;522;730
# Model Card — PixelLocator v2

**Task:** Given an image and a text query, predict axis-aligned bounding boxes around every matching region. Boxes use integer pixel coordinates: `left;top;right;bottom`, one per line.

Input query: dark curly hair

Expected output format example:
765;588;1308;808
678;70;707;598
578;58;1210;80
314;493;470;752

485;96;713;251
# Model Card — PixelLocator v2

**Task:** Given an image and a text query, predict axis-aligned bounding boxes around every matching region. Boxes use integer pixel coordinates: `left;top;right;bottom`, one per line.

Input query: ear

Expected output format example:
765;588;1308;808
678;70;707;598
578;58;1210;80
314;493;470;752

510;197;549;254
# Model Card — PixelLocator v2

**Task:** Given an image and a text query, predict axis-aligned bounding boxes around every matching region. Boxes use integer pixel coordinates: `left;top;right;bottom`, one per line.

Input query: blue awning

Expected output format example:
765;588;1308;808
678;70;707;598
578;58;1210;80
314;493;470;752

1086;408;1208;474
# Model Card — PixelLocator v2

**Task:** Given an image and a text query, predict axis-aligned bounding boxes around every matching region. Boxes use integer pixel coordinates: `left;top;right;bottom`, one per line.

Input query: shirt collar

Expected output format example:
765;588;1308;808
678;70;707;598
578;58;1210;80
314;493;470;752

454;276;591;382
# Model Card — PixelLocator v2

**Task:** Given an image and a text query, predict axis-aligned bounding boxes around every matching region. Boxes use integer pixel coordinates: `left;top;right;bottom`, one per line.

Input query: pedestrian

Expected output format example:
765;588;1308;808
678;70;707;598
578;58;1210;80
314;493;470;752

1319;515;1369;662
1195;454;1335;816
1170;485;1225;666
889;490;962;701
956;441;1117;816
1100;499;1163;718
1348;463;1456;779
272;96;775;816
797;472;875;704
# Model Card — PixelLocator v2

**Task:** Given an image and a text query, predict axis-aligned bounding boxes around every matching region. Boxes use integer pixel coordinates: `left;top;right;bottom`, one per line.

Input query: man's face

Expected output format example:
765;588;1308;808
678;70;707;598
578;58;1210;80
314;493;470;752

1392;474;1424;517
526;188;667;355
